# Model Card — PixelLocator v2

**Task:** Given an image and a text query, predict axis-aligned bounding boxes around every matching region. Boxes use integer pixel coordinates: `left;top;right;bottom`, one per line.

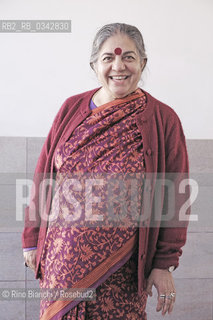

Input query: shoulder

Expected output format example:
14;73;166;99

141;90;187;145
144;90;180;120
141;90;183;133
60;87;99;112
53;87;99;126
65;88;98;105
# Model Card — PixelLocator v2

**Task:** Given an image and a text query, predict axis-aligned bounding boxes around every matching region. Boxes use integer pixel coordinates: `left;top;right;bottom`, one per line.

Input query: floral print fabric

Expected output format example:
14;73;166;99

39;89;148;319
63;246;148;320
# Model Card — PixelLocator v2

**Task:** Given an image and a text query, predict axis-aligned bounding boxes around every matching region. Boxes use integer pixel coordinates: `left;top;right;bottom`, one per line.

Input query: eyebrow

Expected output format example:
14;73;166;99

101;50;137;57
122;51;137;55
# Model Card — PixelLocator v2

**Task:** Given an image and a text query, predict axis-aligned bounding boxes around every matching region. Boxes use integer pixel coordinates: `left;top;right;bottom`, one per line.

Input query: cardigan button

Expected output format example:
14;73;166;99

146;149;152;156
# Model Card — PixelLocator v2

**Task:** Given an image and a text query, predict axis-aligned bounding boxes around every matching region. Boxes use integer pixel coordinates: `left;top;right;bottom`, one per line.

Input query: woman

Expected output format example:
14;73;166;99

23;23;190;319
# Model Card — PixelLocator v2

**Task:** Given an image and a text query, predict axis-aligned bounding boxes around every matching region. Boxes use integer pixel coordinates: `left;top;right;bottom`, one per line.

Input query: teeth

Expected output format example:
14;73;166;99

110;76;128;80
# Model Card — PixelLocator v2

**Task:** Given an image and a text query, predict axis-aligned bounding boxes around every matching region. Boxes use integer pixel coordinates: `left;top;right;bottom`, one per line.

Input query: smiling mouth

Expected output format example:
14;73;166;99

109;75;130;80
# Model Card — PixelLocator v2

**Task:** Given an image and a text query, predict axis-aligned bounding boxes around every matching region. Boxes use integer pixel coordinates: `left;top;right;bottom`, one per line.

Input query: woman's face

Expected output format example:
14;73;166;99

94;33;145;100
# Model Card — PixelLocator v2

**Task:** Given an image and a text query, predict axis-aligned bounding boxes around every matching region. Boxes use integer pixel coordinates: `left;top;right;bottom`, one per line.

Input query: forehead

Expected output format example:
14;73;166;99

100;33;137;53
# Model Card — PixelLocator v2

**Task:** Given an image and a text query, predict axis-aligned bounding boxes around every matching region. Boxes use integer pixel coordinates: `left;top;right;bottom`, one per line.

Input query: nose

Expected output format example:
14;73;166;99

112;56;125;71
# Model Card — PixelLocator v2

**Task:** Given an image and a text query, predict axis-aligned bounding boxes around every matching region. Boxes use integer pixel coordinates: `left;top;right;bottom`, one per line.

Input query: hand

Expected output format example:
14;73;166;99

23;249;37;272
145;268;176;316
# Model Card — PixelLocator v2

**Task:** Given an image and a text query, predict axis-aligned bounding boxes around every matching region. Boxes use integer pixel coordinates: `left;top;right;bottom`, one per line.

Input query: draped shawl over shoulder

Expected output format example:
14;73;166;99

22;87;190;296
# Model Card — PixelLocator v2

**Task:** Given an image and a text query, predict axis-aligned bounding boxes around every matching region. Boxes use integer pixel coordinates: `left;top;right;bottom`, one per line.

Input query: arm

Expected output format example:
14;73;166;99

153;111;190;269
146;111;190;315
22;99;68;249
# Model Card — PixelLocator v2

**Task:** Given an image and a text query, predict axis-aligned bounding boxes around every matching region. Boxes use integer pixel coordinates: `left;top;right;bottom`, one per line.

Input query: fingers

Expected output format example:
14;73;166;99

146;268;176;315
23;250;37;271
162;294;174;315
156;294;165;313
168;295;175;314
157;291;176;316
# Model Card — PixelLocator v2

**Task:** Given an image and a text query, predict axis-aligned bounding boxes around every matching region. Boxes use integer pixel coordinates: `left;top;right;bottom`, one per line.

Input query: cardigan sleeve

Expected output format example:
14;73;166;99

152;110;190;270
22;99;68;248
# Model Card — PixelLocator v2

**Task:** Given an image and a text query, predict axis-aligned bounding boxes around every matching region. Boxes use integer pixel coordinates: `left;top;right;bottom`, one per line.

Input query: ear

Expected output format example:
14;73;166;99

141;58;147;71
93;62;98;74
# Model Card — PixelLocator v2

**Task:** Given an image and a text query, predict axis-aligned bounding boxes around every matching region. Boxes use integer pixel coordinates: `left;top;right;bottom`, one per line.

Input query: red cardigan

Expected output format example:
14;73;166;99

22;87;190;295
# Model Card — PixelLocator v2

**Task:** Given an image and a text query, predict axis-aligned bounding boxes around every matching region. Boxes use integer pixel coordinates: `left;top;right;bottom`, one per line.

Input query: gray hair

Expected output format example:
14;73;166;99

90;23;147;71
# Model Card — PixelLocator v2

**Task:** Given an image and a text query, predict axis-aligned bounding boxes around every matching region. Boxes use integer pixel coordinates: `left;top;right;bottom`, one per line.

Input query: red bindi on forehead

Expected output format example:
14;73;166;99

114;47;122;55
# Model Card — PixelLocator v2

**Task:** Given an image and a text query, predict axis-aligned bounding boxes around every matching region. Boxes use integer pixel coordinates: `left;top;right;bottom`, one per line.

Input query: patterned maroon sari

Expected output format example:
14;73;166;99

39;89;148;319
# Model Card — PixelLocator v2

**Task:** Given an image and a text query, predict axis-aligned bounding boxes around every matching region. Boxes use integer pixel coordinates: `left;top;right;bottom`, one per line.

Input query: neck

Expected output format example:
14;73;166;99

92;88;114;107
93;87;139;107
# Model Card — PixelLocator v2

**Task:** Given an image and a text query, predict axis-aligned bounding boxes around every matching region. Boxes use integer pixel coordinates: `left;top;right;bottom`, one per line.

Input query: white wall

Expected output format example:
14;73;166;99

0;0;212;138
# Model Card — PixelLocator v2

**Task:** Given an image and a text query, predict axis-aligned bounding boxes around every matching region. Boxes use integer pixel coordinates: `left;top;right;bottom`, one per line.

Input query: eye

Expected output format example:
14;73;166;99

102;56;113;62
123;55;135;61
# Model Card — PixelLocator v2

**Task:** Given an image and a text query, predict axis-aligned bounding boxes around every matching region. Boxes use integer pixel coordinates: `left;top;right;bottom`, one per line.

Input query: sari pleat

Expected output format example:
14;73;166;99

39;89;148;320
